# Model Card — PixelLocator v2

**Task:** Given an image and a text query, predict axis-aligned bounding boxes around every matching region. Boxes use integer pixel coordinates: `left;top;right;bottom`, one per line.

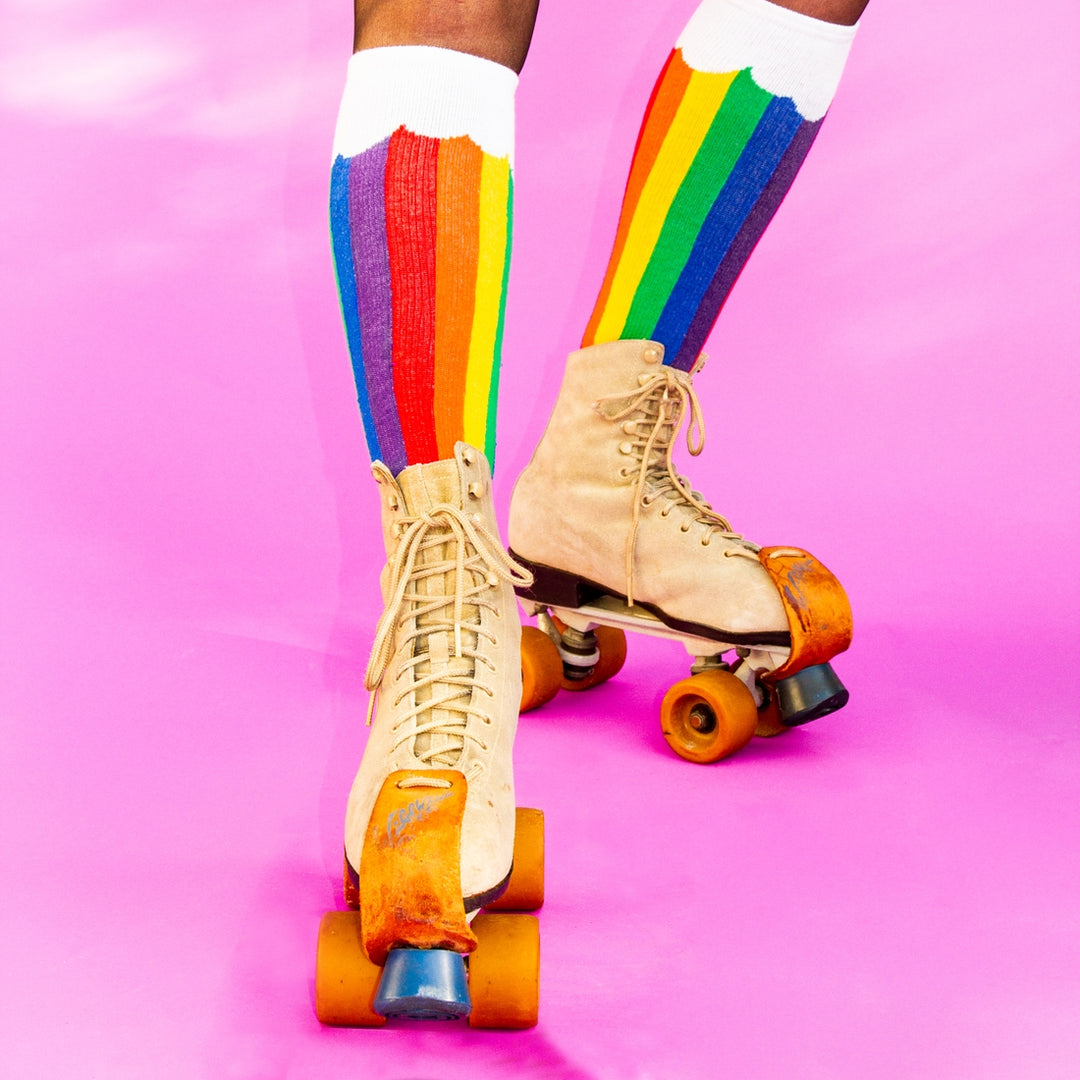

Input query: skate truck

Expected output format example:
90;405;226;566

517;547;853;764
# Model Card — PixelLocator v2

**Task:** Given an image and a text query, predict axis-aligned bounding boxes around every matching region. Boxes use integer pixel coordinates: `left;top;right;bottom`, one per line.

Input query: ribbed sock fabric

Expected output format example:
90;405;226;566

583;0;857;371
331;46;517;474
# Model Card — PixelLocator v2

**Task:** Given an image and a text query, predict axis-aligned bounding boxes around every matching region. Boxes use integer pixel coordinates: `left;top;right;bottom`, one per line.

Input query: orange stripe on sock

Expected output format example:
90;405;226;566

583;50;693;347
433;137;484;459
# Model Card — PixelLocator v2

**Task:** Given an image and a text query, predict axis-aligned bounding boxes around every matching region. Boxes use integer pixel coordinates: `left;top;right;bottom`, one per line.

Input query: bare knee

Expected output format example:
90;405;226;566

766;0;869;26
353;0;540;73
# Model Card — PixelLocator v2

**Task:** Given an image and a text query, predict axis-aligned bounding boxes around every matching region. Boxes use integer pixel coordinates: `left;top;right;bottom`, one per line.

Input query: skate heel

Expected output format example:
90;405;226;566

374;948;471;1021
509;551;605;609
774;661;849;726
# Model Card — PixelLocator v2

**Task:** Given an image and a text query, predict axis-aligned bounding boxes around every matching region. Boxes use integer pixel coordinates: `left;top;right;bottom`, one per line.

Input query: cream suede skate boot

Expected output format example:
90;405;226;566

509;340;851;738
510;339;791;640
339;443;534;1017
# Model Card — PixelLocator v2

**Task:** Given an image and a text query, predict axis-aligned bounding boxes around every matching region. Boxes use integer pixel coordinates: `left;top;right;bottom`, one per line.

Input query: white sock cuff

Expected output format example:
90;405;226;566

677;0;857;121
333;46;518;163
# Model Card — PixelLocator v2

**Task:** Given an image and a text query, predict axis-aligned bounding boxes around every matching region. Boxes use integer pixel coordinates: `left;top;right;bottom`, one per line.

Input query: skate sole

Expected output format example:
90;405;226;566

510;550;791;651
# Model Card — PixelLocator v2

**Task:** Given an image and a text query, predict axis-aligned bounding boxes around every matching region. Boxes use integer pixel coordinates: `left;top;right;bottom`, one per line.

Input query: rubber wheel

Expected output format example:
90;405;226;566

484;807;544;912
660;669;758;763
560;624;627;693
754;685;791;738
520;626;563;712
315;911;386;1026
467;914;540;1029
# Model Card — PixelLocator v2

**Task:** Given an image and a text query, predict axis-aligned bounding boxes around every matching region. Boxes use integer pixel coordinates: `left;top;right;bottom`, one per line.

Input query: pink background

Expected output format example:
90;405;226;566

3;0;1078;1076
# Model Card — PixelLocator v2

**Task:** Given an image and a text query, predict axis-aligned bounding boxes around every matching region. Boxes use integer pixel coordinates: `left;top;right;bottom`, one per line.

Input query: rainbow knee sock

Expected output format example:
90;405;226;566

584;0;857;370
331;47;517;473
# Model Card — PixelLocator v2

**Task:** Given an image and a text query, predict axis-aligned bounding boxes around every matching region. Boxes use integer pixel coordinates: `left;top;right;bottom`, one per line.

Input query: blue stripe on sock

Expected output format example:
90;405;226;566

652;96;804;361
330;154;381;460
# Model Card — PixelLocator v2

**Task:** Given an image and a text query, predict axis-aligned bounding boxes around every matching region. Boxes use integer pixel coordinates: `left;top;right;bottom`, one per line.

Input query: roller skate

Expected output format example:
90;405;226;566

511;340;852;764
316;444;545;1029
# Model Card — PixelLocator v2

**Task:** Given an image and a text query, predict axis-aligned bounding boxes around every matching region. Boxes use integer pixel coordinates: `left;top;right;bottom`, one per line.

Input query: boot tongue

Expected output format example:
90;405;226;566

395;456;476;767
397;457;461;514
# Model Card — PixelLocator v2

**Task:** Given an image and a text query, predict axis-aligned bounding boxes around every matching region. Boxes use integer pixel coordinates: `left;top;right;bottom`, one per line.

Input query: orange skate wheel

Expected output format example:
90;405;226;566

467;913;540;1029
660;669;757;764
560;625;627;692
520;626;562;712
314;910;387;1026
484;807;544;912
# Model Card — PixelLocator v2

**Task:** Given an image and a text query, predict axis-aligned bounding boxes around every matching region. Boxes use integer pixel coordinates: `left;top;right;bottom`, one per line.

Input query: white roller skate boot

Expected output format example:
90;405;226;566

316;443;543;1029
510;340;852;763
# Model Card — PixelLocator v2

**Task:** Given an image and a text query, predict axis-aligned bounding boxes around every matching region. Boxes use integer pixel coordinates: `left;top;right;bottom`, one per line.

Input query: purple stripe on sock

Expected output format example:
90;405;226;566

349;138;408;475
671;117;822;371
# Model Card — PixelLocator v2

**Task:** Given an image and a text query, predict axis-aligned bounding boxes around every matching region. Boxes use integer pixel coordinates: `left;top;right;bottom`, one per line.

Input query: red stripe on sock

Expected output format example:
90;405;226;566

385;126;440;465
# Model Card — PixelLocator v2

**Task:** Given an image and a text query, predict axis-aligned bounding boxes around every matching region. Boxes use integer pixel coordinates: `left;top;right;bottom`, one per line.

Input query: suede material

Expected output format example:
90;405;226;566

345;444;520;908
509;339;788;638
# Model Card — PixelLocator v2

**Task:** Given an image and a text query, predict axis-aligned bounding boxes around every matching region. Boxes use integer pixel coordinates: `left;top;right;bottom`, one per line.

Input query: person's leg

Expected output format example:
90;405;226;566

352;0;538;72
584;0;865;368
316;0;544;1028
331;0;538;474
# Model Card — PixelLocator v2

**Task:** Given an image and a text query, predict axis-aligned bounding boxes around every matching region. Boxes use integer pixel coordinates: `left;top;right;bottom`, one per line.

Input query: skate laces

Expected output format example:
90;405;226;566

596;366;756;606
364;503;532;769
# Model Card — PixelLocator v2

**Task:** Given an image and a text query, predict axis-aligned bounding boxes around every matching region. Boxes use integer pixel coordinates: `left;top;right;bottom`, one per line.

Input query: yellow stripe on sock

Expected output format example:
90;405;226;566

462;153;511;449
592;68;738;344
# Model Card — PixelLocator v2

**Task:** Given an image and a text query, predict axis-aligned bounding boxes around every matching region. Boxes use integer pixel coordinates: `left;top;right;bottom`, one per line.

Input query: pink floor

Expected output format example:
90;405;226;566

3;1;1078;1077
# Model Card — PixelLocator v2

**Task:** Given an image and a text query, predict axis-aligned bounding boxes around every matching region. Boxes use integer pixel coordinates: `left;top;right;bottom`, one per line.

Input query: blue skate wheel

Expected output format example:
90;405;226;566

775;662;849;726
373;948;471;1021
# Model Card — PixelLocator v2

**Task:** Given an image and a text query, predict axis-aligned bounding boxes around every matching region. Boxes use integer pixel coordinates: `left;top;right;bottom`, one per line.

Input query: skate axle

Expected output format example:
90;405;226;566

689;653;730;676
557;625;601;679
687;704;717;735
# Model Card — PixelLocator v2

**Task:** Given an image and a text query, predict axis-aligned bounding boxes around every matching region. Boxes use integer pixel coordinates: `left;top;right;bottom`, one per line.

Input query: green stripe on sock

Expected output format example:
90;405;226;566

622;69;773;339
484;173;514;468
